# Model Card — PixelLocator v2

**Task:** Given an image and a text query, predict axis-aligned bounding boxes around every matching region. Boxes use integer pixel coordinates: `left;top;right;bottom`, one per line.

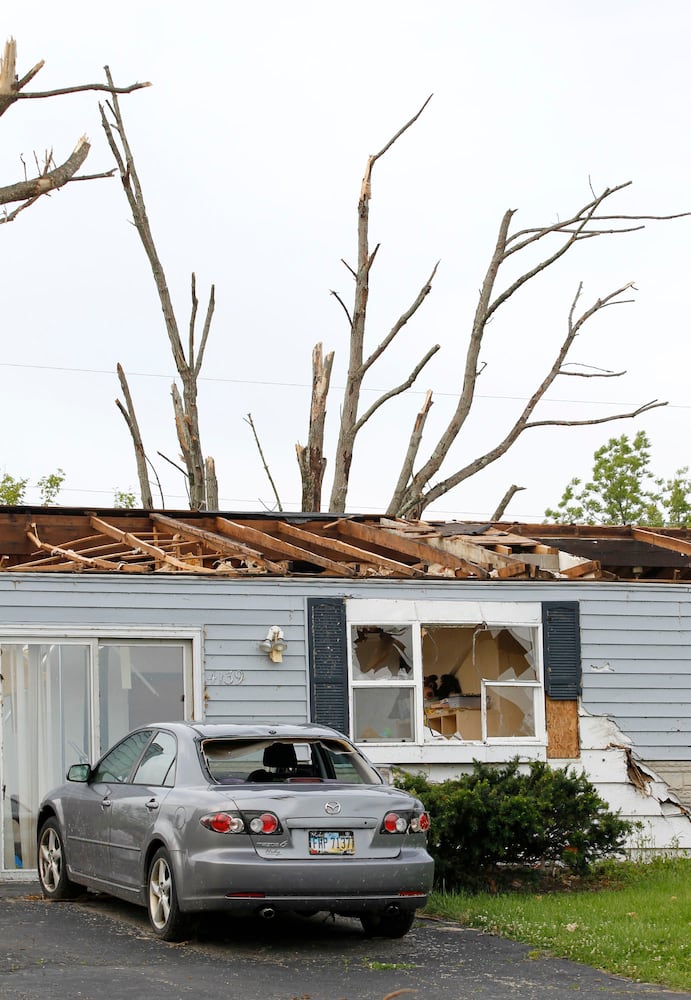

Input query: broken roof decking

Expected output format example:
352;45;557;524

0;508;690;580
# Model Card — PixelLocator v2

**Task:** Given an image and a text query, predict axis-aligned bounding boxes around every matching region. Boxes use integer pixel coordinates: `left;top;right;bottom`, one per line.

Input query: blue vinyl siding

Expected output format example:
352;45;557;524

0;575;689;760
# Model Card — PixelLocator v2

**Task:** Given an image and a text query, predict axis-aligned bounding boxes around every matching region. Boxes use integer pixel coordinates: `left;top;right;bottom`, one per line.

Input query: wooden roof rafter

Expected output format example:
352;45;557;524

330;518;490;579
25;523;151;573
151;513;287;574
213;516;357;578
261;518;425;578
89;515;218;574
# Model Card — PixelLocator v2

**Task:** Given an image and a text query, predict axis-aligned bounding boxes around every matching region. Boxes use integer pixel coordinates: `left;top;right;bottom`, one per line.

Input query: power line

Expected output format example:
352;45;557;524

1;360;688;409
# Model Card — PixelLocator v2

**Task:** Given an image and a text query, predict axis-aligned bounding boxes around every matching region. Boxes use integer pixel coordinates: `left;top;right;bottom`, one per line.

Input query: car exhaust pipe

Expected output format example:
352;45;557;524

385;904;401;916
259;906;276;920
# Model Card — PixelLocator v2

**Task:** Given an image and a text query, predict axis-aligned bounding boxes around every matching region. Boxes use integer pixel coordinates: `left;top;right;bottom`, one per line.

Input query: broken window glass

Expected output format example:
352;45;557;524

422;624;538;741
347;615;543;746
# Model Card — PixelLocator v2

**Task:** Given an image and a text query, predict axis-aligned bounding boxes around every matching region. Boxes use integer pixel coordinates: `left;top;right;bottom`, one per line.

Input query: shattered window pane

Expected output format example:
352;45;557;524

486;685;537;738
422;624;539;743
347;617;542;745
351;626;414;681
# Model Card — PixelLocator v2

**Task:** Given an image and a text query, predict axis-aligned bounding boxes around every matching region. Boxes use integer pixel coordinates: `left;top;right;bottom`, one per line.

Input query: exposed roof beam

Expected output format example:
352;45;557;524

90;515;217;574
151;513;286;573
270;519;424;577
215;517;356;577
25;525;150;572
631;527;691;557
332;520;489;578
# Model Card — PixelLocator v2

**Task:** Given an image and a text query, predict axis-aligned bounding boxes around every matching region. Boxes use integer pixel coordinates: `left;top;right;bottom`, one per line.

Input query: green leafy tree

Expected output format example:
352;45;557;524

0;469;65;505
545;431;691;526
113;489;137;509
0;473;28;504
37;468;65;505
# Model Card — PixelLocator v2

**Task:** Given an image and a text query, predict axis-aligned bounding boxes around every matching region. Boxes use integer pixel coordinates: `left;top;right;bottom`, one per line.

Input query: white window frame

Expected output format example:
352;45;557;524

345;599;547;765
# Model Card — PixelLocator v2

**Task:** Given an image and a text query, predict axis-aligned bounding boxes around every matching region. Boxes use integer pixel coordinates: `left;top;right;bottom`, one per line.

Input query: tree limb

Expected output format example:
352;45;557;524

101;66;214;510
246;413;283;512
362;261;440;374
0;135;90;205
115;363;154;509
327;96;436;513
387;390;434;517
491;484;525;521
387;178;690;518
394;281;666;516
354;344;440;435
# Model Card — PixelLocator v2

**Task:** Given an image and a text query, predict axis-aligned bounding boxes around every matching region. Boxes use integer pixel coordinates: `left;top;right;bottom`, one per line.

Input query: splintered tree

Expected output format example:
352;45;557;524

0;38;148;224
101;68;217;512
297;98;687;518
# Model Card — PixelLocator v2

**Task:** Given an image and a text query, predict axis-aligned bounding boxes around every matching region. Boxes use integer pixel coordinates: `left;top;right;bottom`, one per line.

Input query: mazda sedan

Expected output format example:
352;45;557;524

36;722;433;940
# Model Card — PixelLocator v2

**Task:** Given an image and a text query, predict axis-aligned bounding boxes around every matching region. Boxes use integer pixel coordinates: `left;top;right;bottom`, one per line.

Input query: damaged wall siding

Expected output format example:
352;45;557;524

0;574;689;850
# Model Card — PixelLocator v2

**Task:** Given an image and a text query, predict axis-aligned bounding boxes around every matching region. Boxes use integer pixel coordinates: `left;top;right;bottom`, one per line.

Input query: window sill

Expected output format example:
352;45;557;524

359;742;547;766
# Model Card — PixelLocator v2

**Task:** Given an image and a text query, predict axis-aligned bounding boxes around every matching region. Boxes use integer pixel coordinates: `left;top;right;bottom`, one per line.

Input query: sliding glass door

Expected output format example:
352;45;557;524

0;637;193;873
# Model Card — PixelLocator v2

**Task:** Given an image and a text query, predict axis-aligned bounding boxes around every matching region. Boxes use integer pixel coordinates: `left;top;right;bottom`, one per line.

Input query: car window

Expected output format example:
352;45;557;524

317;740;382;784
200;737;381;785
132;731;177;786
92;730;154;784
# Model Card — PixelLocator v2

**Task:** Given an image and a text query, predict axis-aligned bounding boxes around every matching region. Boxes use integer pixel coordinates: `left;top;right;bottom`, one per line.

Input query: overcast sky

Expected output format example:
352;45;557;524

2;1;690;521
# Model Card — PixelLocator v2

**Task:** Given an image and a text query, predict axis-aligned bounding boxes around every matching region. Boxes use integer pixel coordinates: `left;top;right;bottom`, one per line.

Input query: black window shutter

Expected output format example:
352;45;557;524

307;597;349;733
542;601;582;699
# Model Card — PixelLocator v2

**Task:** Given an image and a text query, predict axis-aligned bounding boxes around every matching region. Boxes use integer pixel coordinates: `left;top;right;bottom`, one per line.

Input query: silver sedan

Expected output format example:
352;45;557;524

36;722;434;940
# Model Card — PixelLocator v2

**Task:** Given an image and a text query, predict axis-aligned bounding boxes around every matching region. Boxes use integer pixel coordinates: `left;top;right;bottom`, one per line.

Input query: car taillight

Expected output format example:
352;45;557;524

249;812;280;835
200;811;245;834
382;811;409;834
410;811;431;833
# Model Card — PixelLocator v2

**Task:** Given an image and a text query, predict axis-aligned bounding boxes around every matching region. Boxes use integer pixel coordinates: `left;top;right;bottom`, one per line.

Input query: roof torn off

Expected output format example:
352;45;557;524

1;509;691;579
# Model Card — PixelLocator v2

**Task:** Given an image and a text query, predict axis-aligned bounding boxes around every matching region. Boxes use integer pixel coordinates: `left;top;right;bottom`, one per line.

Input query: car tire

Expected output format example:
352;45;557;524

147;847;188;941
37;818;82;900
360;909;416;938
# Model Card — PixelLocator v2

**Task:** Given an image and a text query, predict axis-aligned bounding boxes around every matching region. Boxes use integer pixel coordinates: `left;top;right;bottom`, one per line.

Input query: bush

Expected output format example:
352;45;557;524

396;759;632;889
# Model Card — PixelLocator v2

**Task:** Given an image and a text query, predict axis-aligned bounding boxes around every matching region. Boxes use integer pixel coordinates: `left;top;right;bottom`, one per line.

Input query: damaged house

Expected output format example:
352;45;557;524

0;507;689;876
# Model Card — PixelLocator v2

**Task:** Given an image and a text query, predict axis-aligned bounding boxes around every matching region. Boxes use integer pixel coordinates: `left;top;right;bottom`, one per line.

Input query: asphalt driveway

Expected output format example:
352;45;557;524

1;880;688;1000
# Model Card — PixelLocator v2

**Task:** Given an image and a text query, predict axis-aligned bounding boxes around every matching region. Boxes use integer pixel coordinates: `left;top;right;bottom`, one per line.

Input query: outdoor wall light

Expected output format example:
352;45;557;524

259;625;288;663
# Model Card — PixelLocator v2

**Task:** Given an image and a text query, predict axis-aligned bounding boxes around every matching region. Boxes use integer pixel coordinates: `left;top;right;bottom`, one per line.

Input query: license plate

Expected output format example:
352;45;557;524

309;830;355;855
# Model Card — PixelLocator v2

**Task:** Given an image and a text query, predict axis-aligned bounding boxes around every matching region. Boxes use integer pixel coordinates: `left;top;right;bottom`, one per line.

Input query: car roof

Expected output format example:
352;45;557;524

140;721;347;741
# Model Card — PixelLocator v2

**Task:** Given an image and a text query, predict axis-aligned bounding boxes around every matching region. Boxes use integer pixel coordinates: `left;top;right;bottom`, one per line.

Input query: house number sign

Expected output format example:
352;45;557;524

206;670;245;686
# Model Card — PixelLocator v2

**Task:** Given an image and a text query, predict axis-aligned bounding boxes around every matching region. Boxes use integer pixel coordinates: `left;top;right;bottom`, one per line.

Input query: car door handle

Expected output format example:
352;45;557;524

145;798;159;811
101;798;112;809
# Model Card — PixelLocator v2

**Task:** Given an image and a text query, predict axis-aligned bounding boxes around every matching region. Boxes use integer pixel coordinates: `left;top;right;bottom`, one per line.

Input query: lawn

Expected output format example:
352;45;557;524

424;857;691;991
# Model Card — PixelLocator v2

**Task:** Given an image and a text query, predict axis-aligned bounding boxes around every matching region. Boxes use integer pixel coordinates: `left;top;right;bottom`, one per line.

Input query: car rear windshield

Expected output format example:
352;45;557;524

200;737;382;786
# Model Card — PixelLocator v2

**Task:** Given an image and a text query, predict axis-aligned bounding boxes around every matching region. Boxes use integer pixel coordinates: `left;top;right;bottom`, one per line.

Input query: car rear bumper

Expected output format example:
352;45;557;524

174;847;434;915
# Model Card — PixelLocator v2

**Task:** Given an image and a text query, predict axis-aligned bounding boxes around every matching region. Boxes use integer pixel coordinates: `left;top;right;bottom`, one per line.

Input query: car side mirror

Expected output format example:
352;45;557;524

67;763;92;782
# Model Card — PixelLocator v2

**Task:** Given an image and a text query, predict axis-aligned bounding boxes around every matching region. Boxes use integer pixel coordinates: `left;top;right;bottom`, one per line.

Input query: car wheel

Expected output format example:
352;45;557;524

37;818;82;900
147;848;188;941
360;909;416;938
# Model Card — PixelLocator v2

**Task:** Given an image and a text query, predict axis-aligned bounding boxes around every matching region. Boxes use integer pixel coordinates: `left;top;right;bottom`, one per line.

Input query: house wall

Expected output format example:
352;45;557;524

0;573;689;851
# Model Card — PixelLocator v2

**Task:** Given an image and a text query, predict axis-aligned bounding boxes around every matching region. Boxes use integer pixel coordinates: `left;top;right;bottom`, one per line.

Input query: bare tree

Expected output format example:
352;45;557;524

100;68;218;511
318;95;441;514
0;38;148;224
303;97;687;518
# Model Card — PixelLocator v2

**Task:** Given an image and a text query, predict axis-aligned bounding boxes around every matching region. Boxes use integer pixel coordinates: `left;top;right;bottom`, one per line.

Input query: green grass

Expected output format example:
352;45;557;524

424;857;691;991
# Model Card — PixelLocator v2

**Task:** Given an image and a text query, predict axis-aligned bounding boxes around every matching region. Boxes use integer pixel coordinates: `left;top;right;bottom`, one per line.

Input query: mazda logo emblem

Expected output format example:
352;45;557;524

324;801;341;815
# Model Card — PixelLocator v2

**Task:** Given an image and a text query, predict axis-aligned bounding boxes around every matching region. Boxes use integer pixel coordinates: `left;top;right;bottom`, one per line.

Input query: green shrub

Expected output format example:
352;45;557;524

396;759;632;889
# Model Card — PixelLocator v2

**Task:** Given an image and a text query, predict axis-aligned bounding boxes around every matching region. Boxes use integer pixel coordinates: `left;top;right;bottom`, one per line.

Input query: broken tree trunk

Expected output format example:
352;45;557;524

296;342;333;512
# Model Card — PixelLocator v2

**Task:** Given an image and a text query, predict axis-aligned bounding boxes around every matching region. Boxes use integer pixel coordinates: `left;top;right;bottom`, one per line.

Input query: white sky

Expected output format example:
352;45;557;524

2;1;690;521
